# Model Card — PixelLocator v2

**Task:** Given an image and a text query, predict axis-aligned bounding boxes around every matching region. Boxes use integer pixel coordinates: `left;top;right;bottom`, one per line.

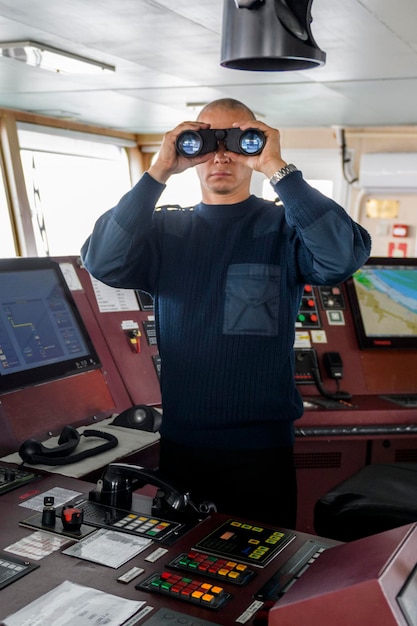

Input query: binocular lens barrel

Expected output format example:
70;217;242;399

176;128;265;157
239;130;265;155
176;130;204;157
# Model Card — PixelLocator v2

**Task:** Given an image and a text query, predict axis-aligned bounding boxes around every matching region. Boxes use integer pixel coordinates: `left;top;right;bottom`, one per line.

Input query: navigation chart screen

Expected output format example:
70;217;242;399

347;258;417;349
0;257;100;393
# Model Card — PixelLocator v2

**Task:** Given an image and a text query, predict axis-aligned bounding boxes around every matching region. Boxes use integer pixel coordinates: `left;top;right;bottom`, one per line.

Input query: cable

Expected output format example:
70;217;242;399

333;126;358;185
311;367;352;401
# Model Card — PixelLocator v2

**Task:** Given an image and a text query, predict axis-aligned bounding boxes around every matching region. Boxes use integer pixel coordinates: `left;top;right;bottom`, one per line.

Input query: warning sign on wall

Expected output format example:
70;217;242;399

388;241;408;257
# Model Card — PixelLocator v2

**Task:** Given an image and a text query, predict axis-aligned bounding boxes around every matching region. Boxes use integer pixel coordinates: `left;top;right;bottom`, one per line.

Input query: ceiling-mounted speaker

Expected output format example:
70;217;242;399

220;0;326;71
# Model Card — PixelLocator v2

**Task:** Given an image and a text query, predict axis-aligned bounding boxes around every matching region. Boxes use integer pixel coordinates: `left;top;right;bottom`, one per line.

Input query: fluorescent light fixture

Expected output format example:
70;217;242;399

0;41;115;74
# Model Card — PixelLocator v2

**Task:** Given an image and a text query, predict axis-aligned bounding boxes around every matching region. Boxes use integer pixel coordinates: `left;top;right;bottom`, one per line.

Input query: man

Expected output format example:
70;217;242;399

82;98;371;528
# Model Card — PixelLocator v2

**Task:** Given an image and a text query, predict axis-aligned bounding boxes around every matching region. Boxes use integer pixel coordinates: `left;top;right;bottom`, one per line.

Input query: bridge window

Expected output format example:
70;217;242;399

17;124;133;256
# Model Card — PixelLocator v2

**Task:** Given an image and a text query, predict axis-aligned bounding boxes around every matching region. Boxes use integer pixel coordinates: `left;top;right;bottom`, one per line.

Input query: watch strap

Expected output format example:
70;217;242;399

269;164;298;185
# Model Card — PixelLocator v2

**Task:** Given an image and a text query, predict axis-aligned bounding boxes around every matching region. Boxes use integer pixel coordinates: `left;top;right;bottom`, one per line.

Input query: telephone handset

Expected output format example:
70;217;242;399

295;348;352;401
92;462;216;521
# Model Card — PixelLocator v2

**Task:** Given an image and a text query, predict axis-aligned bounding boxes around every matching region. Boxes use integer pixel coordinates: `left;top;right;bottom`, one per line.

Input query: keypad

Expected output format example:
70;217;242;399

59;499;182;542
113;513;172;537
0;467;38;496
141;608;220;626
194;519;295;567
137;570;231;610
168;551;255;585
0;553;39;590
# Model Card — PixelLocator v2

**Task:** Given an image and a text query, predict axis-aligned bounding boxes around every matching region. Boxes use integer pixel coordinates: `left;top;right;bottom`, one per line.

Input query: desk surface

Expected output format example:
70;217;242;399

0;469;339;626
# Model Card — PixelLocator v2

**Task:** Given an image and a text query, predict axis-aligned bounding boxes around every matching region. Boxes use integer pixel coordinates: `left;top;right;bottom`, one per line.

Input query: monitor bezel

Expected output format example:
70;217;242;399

345;256;417;350
397;562;417;626
0;257;101;394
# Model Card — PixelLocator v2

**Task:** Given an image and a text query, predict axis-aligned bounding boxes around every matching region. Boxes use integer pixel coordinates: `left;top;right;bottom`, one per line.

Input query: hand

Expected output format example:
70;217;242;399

148;121;215;184
227;121;288;179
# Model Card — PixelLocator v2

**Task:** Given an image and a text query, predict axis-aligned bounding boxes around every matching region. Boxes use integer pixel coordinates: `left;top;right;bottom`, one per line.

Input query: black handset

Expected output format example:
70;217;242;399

315;352;351;400
94;463;186;509
294;348;352;401
93;463;216;519
323;352;344;379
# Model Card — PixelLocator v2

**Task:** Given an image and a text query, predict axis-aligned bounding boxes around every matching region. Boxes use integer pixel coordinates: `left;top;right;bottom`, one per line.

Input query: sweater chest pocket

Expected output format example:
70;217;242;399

223;263;281;336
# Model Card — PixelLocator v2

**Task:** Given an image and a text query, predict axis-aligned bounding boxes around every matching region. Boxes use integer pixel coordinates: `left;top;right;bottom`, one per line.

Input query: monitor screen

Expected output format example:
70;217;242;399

346;257;417;349
0;257;101;393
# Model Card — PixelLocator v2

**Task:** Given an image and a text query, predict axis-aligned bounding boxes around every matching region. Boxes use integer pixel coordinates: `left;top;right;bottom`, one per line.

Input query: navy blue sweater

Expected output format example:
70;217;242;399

81;171;371;450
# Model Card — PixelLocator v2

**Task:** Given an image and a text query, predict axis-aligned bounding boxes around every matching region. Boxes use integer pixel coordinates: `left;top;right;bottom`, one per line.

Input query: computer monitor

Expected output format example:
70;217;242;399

346;256;417;349
0;257;101;394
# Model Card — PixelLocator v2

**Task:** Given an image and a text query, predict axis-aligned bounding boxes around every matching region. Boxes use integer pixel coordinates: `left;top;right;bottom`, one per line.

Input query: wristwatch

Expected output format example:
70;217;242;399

269;164;298;185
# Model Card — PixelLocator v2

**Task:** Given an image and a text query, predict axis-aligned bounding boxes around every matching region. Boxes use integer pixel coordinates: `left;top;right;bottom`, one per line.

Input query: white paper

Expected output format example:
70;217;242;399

91;277;139;312
18;487;82;512
294;331;312;347
3;579;144;626
59;263;83;290
62;528;153;568
5;531;70;561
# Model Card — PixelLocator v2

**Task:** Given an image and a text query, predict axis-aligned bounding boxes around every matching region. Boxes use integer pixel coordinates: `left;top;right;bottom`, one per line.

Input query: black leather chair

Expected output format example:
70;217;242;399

314;463;417;541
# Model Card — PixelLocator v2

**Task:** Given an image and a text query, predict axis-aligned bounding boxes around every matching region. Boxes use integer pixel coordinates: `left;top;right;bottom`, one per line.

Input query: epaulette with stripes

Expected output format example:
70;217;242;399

155;204;195;212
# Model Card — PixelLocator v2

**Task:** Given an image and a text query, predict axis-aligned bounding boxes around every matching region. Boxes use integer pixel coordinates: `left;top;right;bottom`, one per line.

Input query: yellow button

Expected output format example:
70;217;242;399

202;593;214;603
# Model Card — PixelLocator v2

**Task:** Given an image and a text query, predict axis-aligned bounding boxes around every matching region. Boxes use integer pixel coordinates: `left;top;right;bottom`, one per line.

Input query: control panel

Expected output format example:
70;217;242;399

55;256;162;413
0;467;39;496
293;281;417;403
60;259;417;410
318;285;346;310
296;285;321;329
296;284;346;331
0;466;341;625
17;259;413;450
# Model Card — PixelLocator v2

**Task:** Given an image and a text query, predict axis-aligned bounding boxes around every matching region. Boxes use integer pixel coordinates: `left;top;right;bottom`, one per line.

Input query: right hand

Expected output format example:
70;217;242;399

148;121;215;184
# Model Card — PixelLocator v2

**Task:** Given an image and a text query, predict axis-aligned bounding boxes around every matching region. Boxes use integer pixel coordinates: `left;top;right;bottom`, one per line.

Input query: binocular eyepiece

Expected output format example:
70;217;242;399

176;128;265;157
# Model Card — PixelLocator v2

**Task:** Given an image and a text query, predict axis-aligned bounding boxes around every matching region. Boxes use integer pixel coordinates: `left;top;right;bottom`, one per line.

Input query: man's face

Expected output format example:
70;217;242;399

195;107;253;204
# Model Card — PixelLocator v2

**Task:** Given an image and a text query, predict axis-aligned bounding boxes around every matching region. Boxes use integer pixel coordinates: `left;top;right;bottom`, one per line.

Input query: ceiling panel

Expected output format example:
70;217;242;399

0;0;416;132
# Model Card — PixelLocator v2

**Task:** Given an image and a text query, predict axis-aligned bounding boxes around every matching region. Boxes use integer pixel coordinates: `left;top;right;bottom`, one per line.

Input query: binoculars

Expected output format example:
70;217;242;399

176;128;265;157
